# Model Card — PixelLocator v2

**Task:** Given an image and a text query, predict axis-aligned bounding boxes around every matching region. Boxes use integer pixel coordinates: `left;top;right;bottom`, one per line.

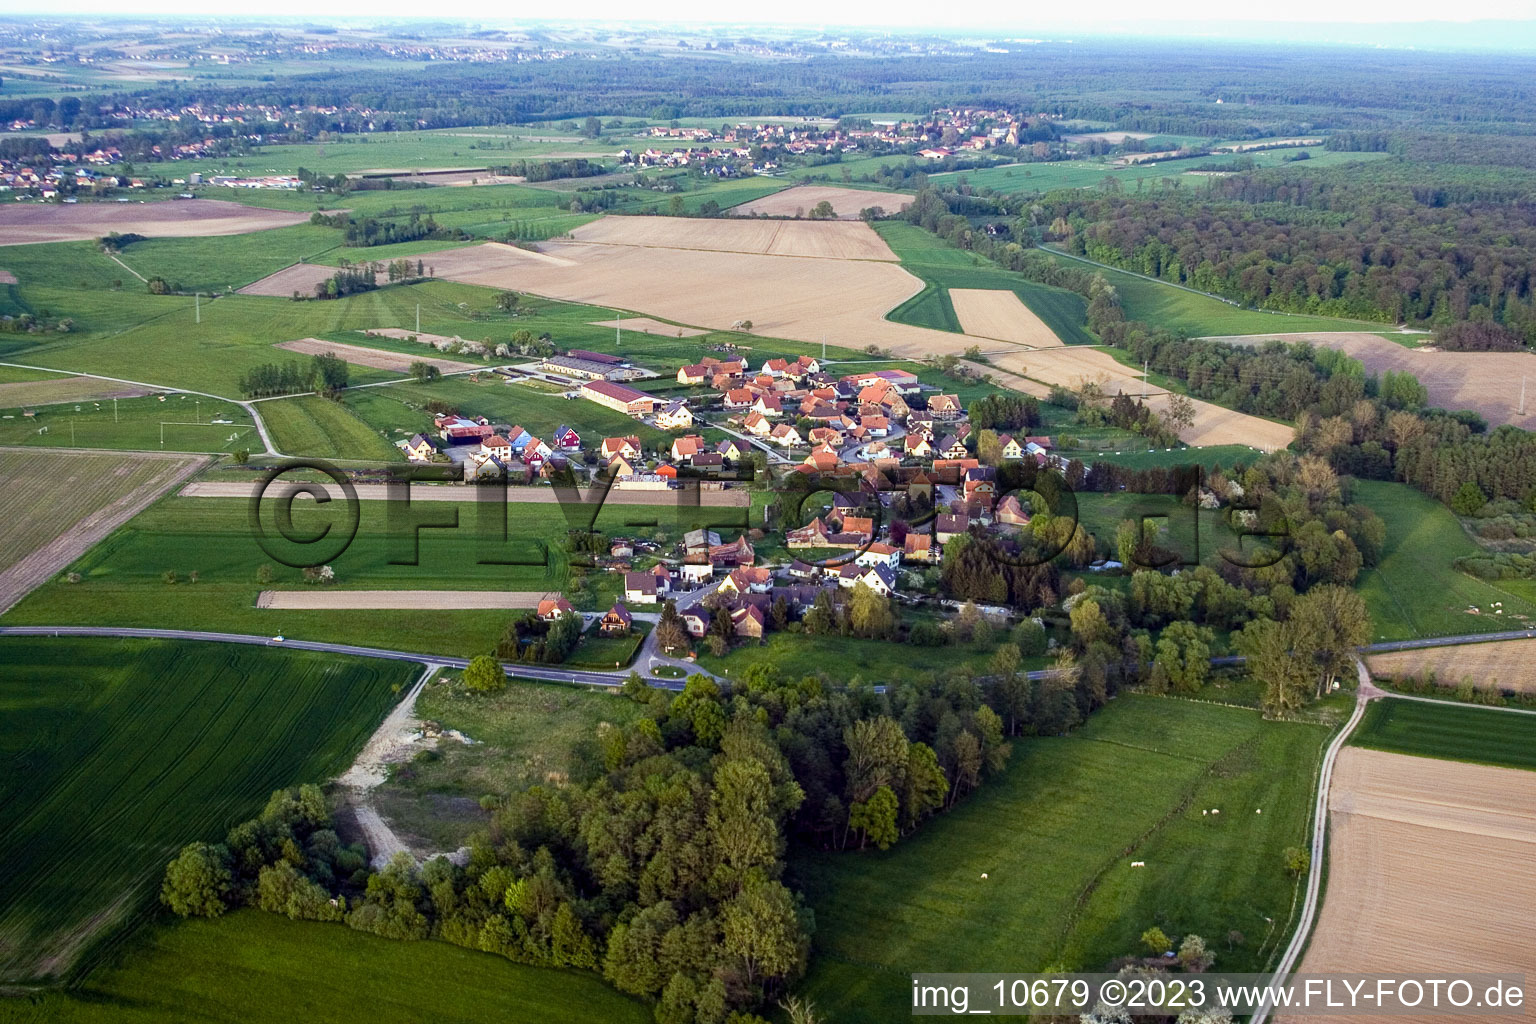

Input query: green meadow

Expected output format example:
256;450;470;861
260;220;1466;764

1352;480;1536;641
874;221;1097;346
0;393;257;454
258;394;403;462
0;912;647;1024
793;695;1334;1022
1;494;753;653
1350;698;1536;772
0;638;414;984
1036;248;1385;337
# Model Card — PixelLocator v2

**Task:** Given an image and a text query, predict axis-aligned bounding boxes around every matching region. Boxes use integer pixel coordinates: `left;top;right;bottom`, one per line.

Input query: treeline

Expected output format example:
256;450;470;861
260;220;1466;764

310;211;470;248
162;662;1037;1023
491;158;605;183
308;264;380;301
1038;181;1536;337
236;352;349;397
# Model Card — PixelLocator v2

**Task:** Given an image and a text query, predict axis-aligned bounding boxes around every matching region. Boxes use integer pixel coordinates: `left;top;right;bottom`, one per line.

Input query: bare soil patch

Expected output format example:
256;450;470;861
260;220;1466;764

566;215;898;261
0;448;207;614
731;185;911;220
1219;332;1536;431
273;338;480;374
1064;130;1154;144
257;589;554;610
0;199;311;246
363;328;467;347
950;288;1064;348
1286;748;1536;1023
0;269;16;285
0;376;153;407
588;317;707;337
1366;639;1536;693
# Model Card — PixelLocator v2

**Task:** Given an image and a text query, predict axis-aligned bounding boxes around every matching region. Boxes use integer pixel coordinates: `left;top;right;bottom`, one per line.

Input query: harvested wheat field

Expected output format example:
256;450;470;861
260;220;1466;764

0;199;311;245
950;288;1064;347
1285;747;1536;1023
0;448;207;614
731;185;912;220
1366;639;1536;693
566;216;897;261
0;376;153;408
588;317;707;337
238;243;568;297
1219;332;1536;431
257;589;555;610
273;338;480;374
983;348;1293;450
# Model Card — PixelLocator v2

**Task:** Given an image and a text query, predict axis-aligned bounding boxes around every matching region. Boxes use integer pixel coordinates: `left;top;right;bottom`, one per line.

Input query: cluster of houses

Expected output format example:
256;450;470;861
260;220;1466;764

399;412;583;481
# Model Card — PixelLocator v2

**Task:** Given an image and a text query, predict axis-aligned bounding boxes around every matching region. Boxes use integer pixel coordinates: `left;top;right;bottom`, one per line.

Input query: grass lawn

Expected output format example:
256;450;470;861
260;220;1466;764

0;911;647;1024
1037;248;1384;337
373;674;647;849
1;494;745;654
695;628;1047;685
0;638;414;984
1350;698;1536;772
341;374;673;450
792;695;1335;1022
1352;480;1536;641
873;222;1097;346
568;623;648;670
258;394;404;462
0;392;257;454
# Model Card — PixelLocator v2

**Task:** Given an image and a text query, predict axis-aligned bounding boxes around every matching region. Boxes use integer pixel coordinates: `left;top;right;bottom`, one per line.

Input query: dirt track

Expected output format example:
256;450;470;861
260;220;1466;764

257;589;554;610
731;185;912;220
951;289;1064;348
588;317;707;337
0;448;207;615
180;480;752;506
1218;332;1536;431
1285;748;1536;1023
273;338;480;374
0;199;311;245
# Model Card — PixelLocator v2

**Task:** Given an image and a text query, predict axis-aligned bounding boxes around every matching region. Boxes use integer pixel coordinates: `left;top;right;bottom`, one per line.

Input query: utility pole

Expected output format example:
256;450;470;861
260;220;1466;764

1143;360;1148;401
113;397;118;423
614;310;622;348
416;303;420;334
195;292;200;324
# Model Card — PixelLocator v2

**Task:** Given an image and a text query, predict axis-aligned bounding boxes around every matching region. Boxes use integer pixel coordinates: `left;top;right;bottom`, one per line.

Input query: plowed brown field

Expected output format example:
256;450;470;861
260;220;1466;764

273;338;480;374
0;199;311;245
950;288;1064;347
1284;748;1536;1023
730;185;912;219
1366;639;1536;693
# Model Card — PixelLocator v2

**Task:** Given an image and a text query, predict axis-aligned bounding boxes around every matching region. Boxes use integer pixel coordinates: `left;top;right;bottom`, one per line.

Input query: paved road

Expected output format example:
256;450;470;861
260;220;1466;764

0;625;695;691
1251;658;1377;1024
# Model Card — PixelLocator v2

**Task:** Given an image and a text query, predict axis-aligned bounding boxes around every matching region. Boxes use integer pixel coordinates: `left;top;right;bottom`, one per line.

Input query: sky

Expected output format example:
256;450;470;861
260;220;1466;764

3;0;1536;26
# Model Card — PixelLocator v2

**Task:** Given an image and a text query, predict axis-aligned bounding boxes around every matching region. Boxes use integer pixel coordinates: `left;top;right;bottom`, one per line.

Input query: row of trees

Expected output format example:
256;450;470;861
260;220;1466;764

235;352;348;398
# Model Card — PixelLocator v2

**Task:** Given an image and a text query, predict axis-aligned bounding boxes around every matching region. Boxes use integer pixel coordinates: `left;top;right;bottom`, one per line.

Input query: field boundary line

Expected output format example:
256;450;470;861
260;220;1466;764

1249;660;1374;1024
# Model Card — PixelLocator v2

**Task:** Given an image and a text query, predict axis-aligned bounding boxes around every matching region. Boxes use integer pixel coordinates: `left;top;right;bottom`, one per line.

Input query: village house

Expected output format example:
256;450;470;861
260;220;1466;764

903;533;936;563
786;559;820;580
537;596;575;621
935;514;971;545
998;434;1026;461
928;394;964;419
481;434;513;461
679;562;715;585
804;446;840;472
769;423;804;447
937;434;969;460
600;435;641;462
904;433;935;459
996;494;1032;526
838;562;896;596
677;363;711;385
400;433;436;462
609;538;635;559
681;608;711;637
623;572;659;604
551;425;582;451
752;394;785;418
855;542;902;570
720;566;773;595
600;603;633;635
964;467;998;506
723;388;756;411
656;401;694;430
786;517;830;548
671;435;708;462
716;438;747;461
709;534;756;568
743;411;773;437
690;452;725;472
731;603;766;639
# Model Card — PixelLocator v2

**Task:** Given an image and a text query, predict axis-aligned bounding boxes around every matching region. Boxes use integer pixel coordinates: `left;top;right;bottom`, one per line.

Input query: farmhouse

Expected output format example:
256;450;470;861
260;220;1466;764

671;435;708;462
903;533;935;563
935;514;970;544
720;566;773;595
581;380;661;416
731;604;766;639
677;363;711;385
537;596;575;621
838;562;896;595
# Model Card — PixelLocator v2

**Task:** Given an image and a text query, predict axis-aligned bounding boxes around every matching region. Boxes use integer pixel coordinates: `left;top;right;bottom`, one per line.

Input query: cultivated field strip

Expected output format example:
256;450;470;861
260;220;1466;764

256;589;556;609
1284;748;1536;1023
0;448;208;614
0;638;415;983
949;288;1066;347
0;199;311;246
0;376;154;407
1367;639;1536;692
729;185;913;219
272;337;480;374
